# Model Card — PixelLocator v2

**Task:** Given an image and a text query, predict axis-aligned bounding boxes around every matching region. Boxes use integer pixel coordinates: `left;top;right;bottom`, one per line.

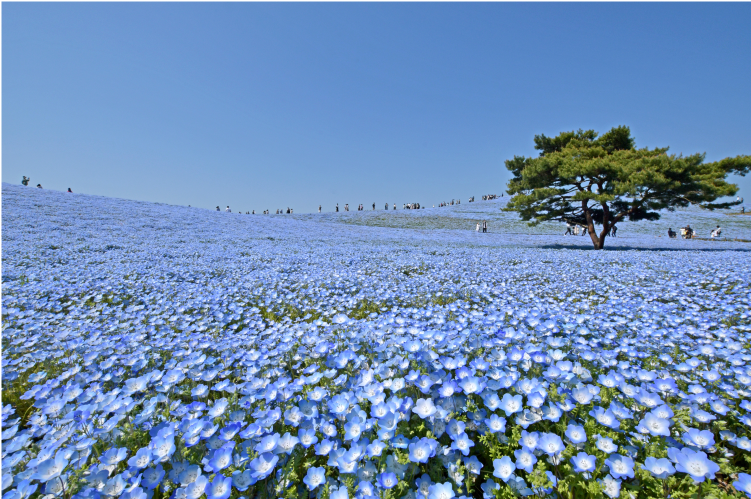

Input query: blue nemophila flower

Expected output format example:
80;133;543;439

249;452;278;480
450;432;474;456
446;419;466;439
413;398;437;419
409;437;437;463
498;394;523;416
314;438;334;456
298;428;318;448
590;407;620;429
542;404;562;422
149;435;175;462
32;454;68;482
255;434;279;453
733;473;751;497
571;385;594;405
100;447;128;466
514;447;537;473
5;480;37;499
428;482;455;499
357;480;375;496
303;467;326;491
464;455;483;475
458;376;484;394
219;421;242;441
377;472;398;489
141;465;165;490
481;479;500;499
343;418;364;442
392;434;410;449
641;457;676;479
231;470;255;492
594;435;618;454
415;474;434;497
438;380;458;398
366;439;386;457
682;428;715;449
484;414;506;433
599;475;621;499
571;452;597;474
328;394;349;416
206;442;234;472
493;456;515;482
127;447;152;469
275;432;300;454
519;430;539;450
185;475;209;499
565;424;587;445
537;433;564;457
205;475;232;499
668;447;720;483
636;412;672;436
605;454;635;480
178;464;202;485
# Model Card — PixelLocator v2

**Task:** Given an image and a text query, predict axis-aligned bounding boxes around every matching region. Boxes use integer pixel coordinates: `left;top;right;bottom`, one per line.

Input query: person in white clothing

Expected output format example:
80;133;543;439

476;223;480;232
225;206;231;212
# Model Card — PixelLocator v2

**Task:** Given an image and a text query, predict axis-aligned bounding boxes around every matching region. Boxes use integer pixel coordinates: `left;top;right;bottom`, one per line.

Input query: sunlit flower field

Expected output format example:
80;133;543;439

2;184;750;499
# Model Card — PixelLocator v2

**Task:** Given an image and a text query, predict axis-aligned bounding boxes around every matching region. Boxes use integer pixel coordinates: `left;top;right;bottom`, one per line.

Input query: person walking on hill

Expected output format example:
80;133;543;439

564;222;573;235
393;203;396;210
482;220;487;233
21;176;30;186
611;225;618;237
216;206;220;211
37;184;43;188
336;204;339;212
67;188;73;193
372;202;375;211
476;222;480;232
319;205;321;213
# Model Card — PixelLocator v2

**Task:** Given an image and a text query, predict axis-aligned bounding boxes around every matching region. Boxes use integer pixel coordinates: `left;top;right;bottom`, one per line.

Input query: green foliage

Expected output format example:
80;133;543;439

504;126;751;249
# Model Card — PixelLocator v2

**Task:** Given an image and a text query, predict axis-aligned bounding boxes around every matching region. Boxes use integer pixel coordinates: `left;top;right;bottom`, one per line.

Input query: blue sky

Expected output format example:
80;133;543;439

3;3;750;213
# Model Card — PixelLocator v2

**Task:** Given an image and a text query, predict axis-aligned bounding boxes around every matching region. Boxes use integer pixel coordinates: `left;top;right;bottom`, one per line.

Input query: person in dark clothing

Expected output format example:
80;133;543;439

67;188;73;193
37;184;43;188
611;225;617;237
482;220;487;233
336;204;339;212
22;176;30;186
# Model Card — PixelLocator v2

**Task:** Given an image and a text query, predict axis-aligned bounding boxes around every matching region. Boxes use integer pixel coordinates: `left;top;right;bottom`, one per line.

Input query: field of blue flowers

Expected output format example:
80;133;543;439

2;183;751;499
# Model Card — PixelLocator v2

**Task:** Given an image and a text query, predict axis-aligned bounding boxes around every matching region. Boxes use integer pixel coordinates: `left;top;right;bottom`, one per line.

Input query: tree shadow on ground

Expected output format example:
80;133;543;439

538;243;751;252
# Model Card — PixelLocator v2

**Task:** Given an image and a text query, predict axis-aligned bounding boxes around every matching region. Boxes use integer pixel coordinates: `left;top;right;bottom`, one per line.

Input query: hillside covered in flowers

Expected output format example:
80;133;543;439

2;184;750;499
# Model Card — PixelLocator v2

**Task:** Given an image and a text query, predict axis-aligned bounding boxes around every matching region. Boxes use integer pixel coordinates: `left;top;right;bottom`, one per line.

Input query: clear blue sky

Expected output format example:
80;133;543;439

3;3;750;213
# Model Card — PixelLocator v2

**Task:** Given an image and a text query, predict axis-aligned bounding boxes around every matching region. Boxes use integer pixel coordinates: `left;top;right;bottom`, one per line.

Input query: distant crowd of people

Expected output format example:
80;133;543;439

438;200;459;207
670;224;723;239
564;222;618;237
19;178;508;216
22;176;75;193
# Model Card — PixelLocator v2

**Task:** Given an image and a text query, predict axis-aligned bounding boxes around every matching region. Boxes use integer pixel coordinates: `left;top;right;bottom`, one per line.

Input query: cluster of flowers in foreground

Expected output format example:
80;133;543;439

2;184;751;499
